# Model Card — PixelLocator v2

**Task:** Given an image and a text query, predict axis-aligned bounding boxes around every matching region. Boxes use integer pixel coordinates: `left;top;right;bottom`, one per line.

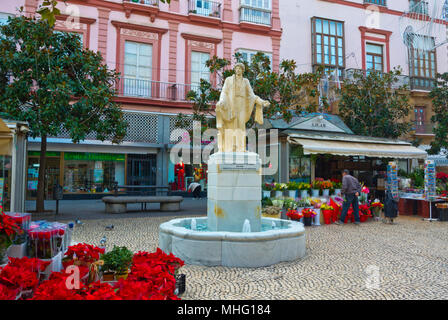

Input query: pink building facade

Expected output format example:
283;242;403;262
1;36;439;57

0;0;282;198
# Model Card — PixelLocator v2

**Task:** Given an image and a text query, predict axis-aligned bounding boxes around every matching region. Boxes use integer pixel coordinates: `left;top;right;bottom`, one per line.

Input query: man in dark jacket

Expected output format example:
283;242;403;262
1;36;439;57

335;169;362;225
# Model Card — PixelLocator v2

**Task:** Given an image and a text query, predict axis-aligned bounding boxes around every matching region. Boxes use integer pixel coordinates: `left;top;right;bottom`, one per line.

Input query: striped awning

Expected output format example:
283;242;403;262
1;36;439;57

288;136;427;159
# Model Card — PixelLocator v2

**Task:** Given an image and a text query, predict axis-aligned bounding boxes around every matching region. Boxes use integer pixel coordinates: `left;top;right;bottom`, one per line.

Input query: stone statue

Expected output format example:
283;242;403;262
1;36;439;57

215;63;270;153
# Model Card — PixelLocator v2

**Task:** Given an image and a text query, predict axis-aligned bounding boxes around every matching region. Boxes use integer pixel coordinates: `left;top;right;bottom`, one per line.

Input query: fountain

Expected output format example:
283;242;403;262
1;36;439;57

159;63;306;267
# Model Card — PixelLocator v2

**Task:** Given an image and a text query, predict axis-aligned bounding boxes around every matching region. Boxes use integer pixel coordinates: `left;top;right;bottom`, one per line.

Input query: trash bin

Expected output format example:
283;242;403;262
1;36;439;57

435;203;448;221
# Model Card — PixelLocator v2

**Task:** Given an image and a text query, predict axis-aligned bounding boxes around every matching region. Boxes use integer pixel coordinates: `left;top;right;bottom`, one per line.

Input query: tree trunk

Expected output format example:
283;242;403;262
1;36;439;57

36;135;47;213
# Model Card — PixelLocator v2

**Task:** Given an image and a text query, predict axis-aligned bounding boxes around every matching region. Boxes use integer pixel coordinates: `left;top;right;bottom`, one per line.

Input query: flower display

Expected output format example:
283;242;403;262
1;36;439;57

273;183;288;191
0;207;23;251
320;180;333;190
361;186;370;194
64;243;105;264
298;183;311;190
286;209;303;221
301;208;317;218
262;183;275;191
311;178;323;189
436;172;448;182
370;200;384;208
320;204;334;210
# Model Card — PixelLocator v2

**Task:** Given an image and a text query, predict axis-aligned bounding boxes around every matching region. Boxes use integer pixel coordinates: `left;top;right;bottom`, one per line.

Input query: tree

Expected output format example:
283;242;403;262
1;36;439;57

180;52;323;130
428;72;448;157
0;16;127;212
337;69;412;139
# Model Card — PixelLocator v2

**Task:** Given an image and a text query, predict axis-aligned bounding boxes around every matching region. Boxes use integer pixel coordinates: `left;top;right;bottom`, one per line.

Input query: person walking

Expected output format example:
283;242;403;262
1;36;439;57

188;182;202;199
335;169;362;225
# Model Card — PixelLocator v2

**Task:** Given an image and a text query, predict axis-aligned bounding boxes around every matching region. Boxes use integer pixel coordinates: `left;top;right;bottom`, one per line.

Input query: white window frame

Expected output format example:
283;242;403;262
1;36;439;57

191;51;211;91
237;49;273;70
123;41;153;97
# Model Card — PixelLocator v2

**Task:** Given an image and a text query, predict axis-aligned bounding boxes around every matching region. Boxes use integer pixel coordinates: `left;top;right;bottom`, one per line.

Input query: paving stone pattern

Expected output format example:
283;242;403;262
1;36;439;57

63;213;448;300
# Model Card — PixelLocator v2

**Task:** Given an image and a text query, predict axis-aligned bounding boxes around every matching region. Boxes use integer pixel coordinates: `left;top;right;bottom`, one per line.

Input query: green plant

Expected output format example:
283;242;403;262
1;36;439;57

262;197;273;208
101;246;133;275
409;168;425;189
287;181;299;190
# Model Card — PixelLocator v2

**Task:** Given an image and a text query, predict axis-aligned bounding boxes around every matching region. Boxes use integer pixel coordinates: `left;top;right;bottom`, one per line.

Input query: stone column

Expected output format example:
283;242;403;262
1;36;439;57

168;21;179;84
271;0;281;30
272;36;281;73
97;8;111;61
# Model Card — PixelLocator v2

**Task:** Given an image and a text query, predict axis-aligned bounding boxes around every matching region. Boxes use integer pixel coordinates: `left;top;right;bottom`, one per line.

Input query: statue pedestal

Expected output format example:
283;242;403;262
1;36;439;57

207;152;262;232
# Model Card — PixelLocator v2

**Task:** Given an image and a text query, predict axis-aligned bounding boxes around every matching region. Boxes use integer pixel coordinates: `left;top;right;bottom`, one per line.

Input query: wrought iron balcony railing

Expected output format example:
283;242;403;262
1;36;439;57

409;0;429;15
412;121;434;135
116;78;200;102
410;76;436;91
124;0;159;6
239;6;272;26
188;0;221;18
344;69;411;89
363;0;387;6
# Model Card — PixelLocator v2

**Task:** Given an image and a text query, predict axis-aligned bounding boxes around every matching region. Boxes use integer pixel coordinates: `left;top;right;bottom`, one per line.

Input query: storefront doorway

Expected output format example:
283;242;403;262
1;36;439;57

127;154;157;186
26;152;61;200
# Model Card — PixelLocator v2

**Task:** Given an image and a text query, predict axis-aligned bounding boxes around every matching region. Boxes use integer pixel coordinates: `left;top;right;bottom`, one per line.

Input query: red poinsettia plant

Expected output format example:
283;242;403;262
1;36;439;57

286;209;303;221
64;243;105;264
359;204;372;217
0;206;23;250
301;208;317;218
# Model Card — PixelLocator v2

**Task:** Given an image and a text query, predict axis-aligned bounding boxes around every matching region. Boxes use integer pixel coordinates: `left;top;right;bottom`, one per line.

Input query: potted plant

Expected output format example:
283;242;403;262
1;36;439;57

321;180;333;197
286;209;303;221
262;182;274;198
301;208;317;226
273;183;287;198
359;204;372;222
370;199;383;220
331;179;342;196
100;246;133;281
286;181;298;198
0;208;22;265
311;179;323;197
359;185;370;204
298;182;311;199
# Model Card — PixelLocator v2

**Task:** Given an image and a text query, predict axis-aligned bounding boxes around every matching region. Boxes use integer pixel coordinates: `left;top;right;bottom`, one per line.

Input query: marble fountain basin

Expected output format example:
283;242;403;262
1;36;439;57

159;217;306;268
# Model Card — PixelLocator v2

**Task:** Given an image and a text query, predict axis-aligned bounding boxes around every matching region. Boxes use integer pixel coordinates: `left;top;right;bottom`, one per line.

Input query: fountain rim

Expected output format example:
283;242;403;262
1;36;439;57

159;217;305;242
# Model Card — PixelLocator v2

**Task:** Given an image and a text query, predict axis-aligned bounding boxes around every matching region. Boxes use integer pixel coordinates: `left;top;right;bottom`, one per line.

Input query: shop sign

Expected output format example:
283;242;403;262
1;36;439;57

64;152;125;162
28;151;61;157
220;163;259;171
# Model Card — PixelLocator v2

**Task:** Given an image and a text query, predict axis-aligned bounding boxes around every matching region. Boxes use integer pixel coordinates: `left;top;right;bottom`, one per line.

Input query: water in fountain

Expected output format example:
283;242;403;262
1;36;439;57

242;219;251;233
190;218;197;231
272;221;276;229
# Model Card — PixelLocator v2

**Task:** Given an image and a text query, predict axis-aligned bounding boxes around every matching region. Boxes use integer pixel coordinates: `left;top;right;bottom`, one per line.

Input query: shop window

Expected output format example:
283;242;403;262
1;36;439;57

26;152;61;201
63;152;125;194
124;41;153;97
127;154;156;187
0;155;11;210
311;17;345;76
366;43;383;73
191;51;210;92
289;145;311;183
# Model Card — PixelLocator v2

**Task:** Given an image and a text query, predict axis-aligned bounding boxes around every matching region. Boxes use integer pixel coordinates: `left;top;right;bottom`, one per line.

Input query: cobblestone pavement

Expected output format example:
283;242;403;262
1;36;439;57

67;214;448;300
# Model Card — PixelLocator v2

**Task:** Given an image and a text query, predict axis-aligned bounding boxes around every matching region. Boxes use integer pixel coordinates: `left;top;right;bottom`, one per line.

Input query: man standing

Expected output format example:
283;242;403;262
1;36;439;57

335;169;361;225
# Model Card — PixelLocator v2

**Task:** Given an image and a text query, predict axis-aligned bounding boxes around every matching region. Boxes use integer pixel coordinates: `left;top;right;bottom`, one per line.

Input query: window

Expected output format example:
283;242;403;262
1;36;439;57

364;0;386;5
409;0;429;15
191;51;210;90
237;49;272;69
123;41;153;97
240;0;272;25
366;43;383;72
311;17;345;76
408;36;436;90
190;0;211;16
414;106;426;133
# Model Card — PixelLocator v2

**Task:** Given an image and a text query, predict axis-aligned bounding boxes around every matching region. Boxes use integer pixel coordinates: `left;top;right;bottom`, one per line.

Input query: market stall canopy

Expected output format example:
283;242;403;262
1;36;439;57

287;134;427;159
0;118;13;156
419;145;448;166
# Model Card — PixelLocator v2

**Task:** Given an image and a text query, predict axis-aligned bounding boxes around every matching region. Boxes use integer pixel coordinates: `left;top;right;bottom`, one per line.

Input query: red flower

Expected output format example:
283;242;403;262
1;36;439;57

64;243;105;264
0;283;19;300
286;209;303;221
0;207;22;239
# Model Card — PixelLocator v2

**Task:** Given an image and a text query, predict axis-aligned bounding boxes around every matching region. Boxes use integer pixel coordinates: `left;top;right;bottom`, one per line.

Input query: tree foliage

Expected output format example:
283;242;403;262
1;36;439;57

337;69;412;139
428;72;448;157
179;52;324;130
0;16;127;211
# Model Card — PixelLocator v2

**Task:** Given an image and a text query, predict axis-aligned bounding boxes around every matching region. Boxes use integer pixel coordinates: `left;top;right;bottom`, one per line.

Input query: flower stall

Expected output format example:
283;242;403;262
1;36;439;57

0;205;185;300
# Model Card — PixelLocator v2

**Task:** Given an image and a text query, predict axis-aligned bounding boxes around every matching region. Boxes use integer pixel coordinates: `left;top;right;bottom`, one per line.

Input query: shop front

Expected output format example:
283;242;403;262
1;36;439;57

0;119;28;212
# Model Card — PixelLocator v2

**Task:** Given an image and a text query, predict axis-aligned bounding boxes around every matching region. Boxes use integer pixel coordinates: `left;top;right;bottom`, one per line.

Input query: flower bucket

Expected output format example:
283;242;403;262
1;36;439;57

303;216;313;226
334;189;341;196
300;190;309;199
322;189;330;197
288;190;297;199
262;190;271;198
311;189;320;197
322;210;333;224
275;191;283;198
360;214;368;223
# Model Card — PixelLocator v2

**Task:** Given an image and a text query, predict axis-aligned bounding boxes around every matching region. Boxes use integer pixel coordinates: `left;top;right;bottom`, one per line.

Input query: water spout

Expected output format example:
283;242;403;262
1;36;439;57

272;221;276;229
191;218;197;231
242;219;251;233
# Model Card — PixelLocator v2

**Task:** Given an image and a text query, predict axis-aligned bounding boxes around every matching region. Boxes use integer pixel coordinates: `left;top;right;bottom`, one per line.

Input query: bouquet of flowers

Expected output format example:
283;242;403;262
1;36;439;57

286;181;299;191
296;198;311;208
320;180;333;190
359;183;369;204
271;199;284;208
298;183;311;190
301;208;317;218
283;198;297;209
262;183;275;191
370;200;383;208
286;209;303;221
273;183;288;191
320;204;334;210
311;178;323;190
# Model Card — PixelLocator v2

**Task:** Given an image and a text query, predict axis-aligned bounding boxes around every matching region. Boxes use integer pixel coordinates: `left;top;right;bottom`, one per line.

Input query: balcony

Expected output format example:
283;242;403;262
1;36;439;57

239;6;272;26
188;0;221;19
363;0;387;6
125;0;159;6
410;76;436;91
409;0;429;15
412;121;434;135
116;78;200;102
344;69;411;90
